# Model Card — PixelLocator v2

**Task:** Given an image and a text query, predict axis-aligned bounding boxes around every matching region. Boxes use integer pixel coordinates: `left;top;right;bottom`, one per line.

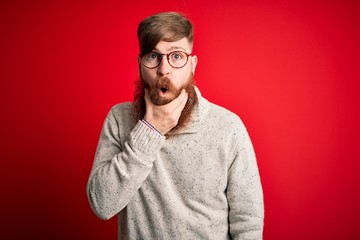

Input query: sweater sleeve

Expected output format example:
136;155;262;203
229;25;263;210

227;121;264;240
87;108;165;220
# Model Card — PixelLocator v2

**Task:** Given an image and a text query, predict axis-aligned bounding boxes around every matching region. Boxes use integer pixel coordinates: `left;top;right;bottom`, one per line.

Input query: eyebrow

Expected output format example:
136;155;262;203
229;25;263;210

153;45;188;53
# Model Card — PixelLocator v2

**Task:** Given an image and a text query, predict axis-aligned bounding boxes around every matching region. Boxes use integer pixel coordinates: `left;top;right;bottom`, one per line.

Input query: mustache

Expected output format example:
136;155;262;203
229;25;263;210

145;76;176;92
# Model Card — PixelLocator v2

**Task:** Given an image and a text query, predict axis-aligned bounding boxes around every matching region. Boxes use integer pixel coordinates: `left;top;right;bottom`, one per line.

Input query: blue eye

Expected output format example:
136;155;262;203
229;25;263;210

147;52;158;59
170;52;183;61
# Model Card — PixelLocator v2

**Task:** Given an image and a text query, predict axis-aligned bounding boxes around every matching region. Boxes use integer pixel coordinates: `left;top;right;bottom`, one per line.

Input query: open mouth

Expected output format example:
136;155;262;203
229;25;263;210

160;87;168;93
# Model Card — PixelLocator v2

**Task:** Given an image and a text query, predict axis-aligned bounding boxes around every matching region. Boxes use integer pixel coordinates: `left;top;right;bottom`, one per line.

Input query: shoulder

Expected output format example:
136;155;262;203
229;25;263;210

195;88;246;133
204;100;252;149
108;102;133;116
106;102;135;126
199;99;254;163
206;101;246;131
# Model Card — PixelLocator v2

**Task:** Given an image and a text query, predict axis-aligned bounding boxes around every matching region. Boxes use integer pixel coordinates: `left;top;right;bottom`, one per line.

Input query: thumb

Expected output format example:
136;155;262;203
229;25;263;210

144;88;153;108
144;88;150;103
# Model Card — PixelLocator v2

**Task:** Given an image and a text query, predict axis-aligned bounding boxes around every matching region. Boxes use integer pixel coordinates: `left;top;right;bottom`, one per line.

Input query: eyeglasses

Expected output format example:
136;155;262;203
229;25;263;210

140;51;192;69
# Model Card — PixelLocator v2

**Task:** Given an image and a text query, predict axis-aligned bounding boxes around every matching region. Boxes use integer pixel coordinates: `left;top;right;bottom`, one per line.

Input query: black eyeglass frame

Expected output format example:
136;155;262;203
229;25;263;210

140;51;192;69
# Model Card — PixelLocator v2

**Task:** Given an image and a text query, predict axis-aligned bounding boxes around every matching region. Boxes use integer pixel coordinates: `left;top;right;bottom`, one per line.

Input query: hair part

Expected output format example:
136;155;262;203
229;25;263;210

137;12;194;56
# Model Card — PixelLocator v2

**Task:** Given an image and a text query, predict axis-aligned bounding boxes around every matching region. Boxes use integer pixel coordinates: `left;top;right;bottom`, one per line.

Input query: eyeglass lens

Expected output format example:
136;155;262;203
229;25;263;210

142;51;189;69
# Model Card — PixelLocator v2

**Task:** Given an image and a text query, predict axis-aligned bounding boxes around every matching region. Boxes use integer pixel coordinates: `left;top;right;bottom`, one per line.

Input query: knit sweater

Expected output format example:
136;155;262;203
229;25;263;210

87;88;264;240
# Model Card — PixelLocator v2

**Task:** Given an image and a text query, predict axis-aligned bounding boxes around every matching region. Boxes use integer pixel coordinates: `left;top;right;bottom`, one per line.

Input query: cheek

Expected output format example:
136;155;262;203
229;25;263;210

175;68;192;86
140;67;154;84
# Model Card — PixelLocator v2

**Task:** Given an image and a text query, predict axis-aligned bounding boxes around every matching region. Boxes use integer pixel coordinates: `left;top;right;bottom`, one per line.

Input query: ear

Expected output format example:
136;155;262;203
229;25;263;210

191;55;198;74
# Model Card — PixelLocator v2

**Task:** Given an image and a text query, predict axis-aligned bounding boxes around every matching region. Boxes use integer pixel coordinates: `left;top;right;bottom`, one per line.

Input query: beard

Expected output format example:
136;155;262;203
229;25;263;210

133;73;198;137
148;76;183;106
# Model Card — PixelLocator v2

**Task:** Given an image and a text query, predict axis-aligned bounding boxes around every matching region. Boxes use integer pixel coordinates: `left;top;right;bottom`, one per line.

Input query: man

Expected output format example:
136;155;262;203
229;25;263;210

87;12;264;239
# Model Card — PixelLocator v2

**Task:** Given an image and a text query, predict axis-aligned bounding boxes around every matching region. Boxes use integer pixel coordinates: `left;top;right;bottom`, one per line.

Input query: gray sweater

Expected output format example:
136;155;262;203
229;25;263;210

87;88;264;239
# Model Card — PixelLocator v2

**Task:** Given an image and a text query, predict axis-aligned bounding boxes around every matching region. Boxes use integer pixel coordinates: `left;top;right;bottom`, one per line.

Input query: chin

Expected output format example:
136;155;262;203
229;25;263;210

152;93;177;106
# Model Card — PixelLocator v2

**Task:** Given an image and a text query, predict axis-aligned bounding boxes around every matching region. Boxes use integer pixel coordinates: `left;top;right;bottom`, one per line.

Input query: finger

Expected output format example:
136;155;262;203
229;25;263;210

144;88;152;106
144;88;148;100
172;89;188;113
177;89;188;106
166;89;187;108
178;88;187;100
178;90;188;108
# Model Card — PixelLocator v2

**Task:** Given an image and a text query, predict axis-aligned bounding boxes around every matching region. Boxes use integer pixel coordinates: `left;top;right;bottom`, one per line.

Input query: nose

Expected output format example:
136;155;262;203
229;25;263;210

157;56;171;77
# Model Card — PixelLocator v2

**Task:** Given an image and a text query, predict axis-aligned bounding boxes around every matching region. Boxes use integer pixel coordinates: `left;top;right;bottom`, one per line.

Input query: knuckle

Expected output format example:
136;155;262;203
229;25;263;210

170;116;179;125
163;108;173;115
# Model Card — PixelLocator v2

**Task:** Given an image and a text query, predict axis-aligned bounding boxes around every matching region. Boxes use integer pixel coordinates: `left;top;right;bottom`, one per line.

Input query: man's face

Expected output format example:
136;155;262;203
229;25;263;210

139;37;197;105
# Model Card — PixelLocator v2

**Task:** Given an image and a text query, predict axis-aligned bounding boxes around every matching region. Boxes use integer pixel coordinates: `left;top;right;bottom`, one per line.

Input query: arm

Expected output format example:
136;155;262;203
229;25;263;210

227;122;264;240
87;109;165;220
87;89;188;220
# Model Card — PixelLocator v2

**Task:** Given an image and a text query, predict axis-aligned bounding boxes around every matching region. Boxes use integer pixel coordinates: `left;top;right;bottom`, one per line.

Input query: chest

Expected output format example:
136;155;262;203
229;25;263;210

149;133;232;198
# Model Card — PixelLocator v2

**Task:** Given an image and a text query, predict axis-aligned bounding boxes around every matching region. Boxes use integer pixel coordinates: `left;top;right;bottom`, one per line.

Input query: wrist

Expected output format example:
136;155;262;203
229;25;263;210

141;119;163;136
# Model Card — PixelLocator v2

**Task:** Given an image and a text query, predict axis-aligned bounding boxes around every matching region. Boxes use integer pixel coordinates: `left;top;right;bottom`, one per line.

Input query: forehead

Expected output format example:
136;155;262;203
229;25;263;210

153;37;192;53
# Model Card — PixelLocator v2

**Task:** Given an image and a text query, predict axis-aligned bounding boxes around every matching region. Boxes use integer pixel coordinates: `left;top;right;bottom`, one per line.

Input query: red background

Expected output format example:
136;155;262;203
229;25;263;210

1;0;359;239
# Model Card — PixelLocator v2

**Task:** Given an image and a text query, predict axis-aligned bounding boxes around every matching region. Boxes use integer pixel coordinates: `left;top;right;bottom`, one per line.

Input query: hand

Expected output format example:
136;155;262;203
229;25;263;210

143;89;188;135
